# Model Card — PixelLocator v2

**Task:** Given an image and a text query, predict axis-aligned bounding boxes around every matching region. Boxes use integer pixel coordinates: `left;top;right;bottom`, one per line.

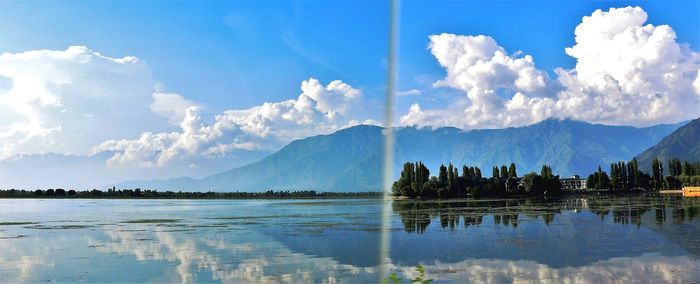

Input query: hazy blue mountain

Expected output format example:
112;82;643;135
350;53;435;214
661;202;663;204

394;119;684;179
195;125;385;192
0;149;270;189
115;125;384;191
635;118;700;172
117;119;685;192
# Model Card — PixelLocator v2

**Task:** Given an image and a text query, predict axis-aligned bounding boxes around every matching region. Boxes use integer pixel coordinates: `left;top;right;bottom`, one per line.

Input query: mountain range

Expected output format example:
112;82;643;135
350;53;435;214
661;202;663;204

0;149;270;189
116;118;686;192
635;118;700;171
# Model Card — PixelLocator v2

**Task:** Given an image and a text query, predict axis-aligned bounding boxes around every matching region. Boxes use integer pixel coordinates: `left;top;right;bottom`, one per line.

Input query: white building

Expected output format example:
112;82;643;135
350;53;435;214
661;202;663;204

561;175;587;190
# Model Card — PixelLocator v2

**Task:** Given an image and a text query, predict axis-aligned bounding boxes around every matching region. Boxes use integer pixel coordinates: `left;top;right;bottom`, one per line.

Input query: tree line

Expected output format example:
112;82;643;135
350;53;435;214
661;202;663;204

666;158;700;188
391;162;562;198
586;159;651;190
587;158;700;191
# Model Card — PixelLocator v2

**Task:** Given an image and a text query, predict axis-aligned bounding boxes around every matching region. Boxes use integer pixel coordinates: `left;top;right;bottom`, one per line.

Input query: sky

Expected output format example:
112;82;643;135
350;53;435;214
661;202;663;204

0;0;698;186
396;0;700;129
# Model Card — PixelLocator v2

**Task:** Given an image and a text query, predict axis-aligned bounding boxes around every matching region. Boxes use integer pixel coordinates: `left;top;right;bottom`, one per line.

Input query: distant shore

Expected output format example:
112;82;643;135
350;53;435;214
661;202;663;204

0;189;683;201
0;189;384;199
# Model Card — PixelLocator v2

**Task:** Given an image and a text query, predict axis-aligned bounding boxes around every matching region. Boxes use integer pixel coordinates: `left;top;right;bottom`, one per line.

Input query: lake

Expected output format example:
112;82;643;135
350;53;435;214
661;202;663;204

0;194;699;283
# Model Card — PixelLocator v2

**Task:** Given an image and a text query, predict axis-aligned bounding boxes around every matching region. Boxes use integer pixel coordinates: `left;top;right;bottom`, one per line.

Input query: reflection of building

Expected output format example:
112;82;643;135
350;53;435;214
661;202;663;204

562;198;589;212
561;175;587;190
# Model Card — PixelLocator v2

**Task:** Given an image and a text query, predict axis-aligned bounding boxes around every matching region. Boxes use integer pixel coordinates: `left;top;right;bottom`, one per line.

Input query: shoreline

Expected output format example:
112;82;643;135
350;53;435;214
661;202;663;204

0;195;385;200
0;188;689;201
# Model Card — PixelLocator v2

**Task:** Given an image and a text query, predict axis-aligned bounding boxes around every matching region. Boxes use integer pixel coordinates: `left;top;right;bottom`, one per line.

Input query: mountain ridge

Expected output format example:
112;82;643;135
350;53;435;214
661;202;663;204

635;118;700;171
115;118;687;192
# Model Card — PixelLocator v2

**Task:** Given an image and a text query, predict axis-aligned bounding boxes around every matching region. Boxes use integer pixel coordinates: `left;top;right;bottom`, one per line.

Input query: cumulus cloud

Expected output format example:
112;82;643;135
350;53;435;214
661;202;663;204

0;46;169;159
396;254;699;283
430;33;550;94
0;45;376;169
401;6;700;129
150;92;201;124
95;78;374;167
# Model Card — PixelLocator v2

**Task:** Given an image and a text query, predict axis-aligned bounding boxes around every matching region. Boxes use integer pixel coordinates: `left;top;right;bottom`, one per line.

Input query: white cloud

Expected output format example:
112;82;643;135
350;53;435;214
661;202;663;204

95;78;374;167
430;33;550;94
0;45;377;169
0;46;169;159
396;254;699;283
396;89;422;96
401;6;700;129
150;92;201;123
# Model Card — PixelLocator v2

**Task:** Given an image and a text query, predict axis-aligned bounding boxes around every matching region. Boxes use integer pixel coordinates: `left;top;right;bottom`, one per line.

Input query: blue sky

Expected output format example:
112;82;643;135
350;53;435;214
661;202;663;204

0;0;390;115
399;0;699;76
396;0;700;112
1;0;696;116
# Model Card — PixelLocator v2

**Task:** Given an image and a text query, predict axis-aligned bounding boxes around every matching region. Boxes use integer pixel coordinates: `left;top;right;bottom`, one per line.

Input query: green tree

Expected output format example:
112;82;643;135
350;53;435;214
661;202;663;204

665;176;682;189
500;165;508;179
683;161;694;176
618;161;628;189
599;166;610;189
521;172;542;194
587;166;611;190
652;158;664;189
462;165;471;180
393;162;414;197
669;158;682;176
508;163;517;178
438;164;448;188
540;165;553;179
610;163;619;190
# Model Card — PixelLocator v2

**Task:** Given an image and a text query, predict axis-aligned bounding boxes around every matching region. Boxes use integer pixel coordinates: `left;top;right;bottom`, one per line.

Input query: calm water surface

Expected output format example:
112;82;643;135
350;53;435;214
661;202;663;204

0;194;699;283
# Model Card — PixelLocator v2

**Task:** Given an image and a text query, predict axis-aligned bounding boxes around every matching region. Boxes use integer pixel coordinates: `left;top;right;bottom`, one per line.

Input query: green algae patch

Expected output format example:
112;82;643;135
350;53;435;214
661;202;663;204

26;225;92;229
0;221;38;226
0;234;28;239
122;219;180;224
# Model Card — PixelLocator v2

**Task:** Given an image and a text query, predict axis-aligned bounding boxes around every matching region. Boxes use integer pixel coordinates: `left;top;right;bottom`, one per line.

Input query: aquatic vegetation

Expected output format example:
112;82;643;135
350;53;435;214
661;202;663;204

26;224;92;229
0;234;28;239
122;219;180;224
385;265;433;284
0;221;38;225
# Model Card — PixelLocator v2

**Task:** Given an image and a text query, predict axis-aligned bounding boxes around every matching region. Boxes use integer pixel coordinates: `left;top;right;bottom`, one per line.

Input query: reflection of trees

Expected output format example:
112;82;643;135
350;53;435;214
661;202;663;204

542;213;555;225
463;215;482;227
655;206;666;226
392;199;561;233
612;208;644;227
393;194;700;233
581;194;700;226
672;208;686;225
394;202;432;234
